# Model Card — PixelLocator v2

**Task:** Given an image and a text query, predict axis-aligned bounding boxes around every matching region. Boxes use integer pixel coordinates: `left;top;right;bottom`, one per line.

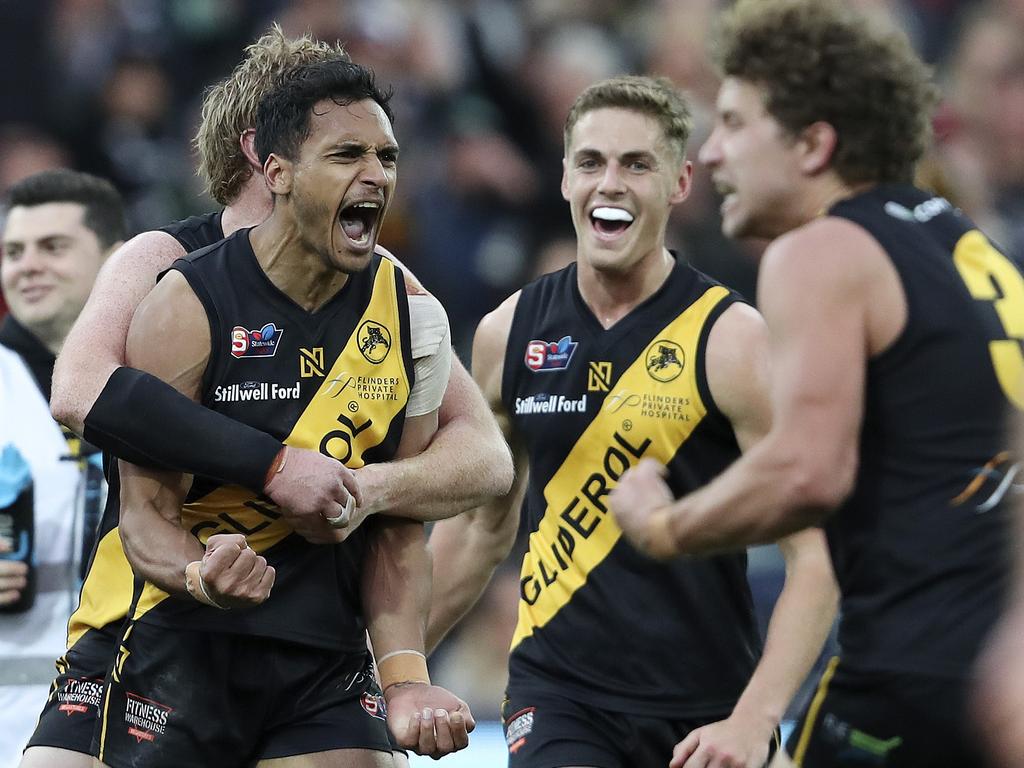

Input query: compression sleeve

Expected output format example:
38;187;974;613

82;366;282;492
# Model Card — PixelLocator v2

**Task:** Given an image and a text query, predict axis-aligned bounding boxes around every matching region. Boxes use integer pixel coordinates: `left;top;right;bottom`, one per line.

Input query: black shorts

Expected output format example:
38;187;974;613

25;627;117;756
785;657;994;768
501;686;779;768
96;620;393;768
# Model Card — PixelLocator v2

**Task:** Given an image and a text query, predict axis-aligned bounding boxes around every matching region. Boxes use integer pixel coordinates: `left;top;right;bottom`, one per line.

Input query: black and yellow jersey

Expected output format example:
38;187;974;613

66;211;227;653
827;184;1017;679
503;255;760;718
118;229;413;652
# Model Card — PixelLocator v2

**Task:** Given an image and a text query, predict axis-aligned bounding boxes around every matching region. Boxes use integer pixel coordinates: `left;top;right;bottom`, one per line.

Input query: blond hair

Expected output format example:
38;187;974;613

195;24;350;205
564;75;693;162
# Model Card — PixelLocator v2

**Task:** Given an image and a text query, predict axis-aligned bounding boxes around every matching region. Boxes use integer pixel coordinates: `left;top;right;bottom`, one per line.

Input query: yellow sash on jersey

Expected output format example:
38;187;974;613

511;286;730;650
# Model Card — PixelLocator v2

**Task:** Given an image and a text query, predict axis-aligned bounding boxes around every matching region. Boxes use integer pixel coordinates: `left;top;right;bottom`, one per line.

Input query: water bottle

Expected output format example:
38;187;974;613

0;443;34;614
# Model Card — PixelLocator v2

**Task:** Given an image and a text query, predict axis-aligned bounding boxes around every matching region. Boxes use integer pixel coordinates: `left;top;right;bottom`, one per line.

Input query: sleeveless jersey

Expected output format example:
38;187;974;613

827;184;1017;678
124;230;414;652
503;256;760;718
157;210;224;253
66;211;226;652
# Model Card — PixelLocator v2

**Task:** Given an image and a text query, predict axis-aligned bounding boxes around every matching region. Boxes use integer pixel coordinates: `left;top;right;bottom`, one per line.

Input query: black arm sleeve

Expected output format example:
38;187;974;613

82;366;282;492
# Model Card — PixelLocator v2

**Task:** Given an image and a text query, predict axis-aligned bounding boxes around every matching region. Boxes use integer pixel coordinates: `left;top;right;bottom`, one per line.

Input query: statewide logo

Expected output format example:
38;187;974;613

588;361;613;392
231;323;283;359
645;339;684;382
525;336;578;372
358;320;392;364
505;707;535;755
299;347;325;378
124;692;173;744
360;691;388;722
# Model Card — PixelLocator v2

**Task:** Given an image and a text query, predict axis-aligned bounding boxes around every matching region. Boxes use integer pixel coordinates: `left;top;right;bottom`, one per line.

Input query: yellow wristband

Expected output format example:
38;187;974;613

377;649;429;692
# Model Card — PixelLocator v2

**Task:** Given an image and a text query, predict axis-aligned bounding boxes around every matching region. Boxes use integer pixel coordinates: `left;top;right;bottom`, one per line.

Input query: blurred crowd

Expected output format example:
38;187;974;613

1;0;1022;720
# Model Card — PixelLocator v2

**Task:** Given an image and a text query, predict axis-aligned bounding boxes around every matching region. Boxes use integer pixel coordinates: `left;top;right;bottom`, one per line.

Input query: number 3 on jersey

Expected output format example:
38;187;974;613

953;230;1024;410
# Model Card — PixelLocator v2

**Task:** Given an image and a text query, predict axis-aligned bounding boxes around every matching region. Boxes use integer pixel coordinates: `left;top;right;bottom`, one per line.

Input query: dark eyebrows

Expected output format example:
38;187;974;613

327;140;400;156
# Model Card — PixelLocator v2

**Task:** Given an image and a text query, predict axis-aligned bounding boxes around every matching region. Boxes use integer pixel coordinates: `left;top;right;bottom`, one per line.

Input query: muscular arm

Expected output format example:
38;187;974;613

426;293;527;652
118;271;273;606
51;231;185;433
621;220;893;556
706;304;838;739
354;251;514;522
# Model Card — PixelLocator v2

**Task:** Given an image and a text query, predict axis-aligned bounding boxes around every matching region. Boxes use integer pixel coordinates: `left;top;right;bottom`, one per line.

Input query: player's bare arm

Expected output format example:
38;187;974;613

426;292;528;652
117;271;274;608
616;218;901;556
50;230;185;433
353;251;514;522
362;408;475;759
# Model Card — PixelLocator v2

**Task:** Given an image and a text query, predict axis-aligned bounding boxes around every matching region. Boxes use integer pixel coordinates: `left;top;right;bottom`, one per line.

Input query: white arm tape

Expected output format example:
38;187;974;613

407;293;452;417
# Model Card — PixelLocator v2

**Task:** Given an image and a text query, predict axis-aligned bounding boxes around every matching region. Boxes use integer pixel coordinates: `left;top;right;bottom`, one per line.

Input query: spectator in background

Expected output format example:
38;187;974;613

944;2;1024;263
0;169;125;767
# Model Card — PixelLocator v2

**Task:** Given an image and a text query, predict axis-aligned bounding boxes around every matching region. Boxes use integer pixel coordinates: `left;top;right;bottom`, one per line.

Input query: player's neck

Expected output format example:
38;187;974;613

576;246;674;330
222;182;274;236
249;215;349;312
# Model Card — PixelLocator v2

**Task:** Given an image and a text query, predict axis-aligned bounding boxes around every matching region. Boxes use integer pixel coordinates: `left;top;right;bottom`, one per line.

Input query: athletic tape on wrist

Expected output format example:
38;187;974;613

378;649;429;692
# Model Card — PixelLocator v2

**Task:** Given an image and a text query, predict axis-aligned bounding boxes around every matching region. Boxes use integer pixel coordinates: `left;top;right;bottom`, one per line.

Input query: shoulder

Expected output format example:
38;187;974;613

471;291;522;400
106;229;186;270
475;291;522;356
761;216;888;294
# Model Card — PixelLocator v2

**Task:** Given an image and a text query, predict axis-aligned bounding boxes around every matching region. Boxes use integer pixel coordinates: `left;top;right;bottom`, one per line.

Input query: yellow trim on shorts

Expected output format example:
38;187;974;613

793;655;840;767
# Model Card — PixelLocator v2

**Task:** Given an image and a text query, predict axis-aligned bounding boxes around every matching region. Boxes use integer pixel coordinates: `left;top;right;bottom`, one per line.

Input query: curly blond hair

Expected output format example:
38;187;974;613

195;24;350;205
715;0;937;184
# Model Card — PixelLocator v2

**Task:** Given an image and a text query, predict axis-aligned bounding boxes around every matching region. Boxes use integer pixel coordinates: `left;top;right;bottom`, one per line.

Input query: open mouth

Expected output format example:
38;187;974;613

590;206;634;237
338;200;382;249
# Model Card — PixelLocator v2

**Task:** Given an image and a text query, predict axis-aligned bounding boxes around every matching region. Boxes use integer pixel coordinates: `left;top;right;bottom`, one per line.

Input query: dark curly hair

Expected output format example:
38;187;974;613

714;0;938;184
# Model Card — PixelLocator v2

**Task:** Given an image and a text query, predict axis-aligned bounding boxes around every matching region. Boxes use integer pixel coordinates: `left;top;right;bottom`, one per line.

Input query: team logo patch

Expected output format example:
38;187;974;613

360;691;388;721
300;347;325;378
588;361;613;391
231;323;283;359
525;336;578;372
56;676;103;717
358;320;392;364
645;339;684;382
505;707;535;754
124;692;173;744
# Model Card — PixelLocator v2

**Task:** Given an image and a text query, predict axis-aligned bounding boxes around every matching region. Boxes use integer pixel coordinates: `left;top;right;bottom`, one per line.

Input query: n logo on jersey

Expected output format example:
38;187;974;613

525;336;578;372
231;323;283;359
358;320;392;364
645;340;684;382
588;362;613;392
300;347;325;378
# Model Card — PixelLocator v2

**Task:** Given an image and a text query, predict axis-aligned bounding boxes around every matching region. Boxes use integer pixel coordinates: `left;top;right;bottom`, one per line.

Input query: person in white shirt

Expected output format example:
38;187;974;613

0;168;126;766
